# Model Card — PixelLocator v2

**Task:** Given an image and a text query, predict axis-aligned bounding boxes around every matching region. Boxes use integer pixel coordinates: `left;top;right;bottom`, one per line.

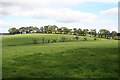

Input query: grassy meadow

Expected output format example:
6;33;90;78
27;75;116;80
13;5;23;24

2;34;118;78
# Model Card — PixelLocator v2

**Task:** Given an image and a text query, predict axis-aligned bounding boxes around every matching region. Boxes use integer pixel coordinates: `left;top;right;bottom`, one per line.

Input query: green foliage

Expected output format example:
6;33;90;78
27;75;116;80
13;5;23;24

94;37;97;40
83;29;89;36
75;36;79;40
68;38;71;42
77;28;83;36
60;37;67;42
8;26;118;41
40;26;44;33
47;39;50;43
84;37;87;41
111;31;117;39
72;37;75;41
73;28;77;35
32;38;39;44
99;29;110;38
42;37;45;43
52;39;57;43
8;27;18;34
90;29;97;37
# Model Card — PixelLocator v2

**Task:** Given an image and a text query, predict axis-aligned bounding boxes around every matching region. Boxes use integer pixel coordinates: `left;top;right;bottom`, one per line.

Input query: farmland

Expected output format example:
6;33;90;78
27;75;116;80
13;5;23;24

1;34;118;78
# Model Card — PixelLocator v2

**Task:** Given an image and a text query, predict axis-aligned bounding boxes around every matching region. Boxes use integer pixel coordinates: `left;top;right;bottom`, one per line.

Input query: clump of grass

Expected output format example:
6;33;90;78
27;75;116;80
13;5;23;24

32;38;39;44
75;36;79;40
52;39;57;43
94;37;97;40
84;37;87;41
73;37;75;41
47;39;50;43
60;37;66;42
42;37;45;43
68;38;71;42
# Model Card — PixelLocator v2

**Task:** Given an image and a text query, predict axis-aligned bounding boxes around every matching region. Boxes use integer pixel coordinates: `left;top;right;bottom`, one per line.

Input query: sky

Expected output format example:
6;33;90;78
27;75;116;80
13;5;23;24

0;0;119;33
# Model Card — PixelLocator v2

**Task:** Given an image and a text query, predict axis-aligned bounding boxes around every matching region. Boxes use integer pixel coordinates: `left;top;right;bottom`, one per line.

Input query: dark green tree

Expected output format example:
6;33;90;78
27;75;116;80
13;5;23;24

83;29;89;36
111;31;117;39
73;28;77;35
44;25;49;33
8;27;17;34
77;28;82;36
40;26;44;33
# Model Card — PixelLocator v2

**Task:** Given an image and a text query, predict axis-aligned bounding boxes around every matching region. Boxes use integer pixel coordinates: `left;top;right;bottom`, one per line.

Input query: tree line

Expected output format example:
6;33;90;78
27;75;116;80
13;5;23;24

8;25;118;39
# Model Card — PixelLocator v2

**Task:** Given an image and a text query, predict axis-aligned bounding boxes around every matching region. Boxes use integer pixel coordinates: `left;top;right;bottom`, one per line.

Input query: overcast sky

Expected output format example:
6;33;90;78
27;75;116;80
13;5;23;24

0;0;118;33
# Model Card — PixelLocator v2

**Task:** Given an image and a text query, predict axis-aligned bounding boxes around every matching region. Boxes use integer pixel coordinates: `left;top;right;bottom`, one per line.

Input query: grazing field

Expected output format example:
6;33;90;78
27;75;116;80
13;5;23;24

2;34;118;78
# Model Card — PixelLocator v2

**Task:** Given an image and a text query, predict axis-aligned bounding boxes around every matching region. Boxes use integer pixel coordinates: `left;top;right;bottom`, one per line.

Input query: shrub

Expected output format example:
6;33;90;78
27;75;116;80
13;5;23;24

32;38;39;44
61;37;66;42
84;37;87;41
68;38;71;42
47;39;50;43
42;37;45;43
75;36;79;40
52;39;57;43
73;37;75;41
94;37;97;40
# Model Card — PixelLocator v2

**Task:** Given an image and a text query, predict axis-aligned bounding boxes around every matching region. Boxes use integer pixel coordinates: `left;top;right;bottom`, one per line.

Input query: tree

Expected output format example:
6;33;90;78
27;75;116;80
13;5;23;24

69;29;73;35
19;27;27;33
57;28;62;34
8;27;17;34
28;26;34;33
73;28;77;35
90;29;97;37
61;27;70;34
52;25;58;34
16;29;20;34
48;25;53;33
83;29;89;36
111;31;117;39
64;28;70;34
61;27;66;34
105;30;110;39
44;26;49;33
33;27;40;33
40;26;44;33
99;29;110;38
77;28;82;36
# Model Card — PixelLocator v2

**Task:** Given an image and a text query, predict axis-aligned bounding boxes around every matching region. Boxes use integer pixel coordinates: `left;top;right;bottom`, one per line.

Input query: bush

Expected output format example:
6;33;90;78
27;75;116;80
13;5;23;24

94;37;97;40
52;39;57;43
60;37;66;42
73;37;75;41
47;39;50;43
32;38;39;44
42;37;45;43
84;37;87;41
75;36;79;40
68;38;71;42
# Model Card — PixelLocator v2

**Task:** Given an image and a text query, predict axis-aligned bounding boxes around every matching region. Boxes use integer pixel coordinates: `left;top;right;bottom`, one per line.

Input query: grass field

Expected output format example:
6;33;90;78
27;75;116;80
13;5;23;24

2;34;118;78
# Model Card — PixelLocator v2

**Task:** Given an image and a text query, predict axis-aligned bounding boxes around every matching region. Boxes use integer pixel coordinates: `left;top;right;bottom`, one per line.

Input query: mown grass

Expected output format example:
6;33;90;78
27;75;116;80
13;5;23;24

2;34;118;78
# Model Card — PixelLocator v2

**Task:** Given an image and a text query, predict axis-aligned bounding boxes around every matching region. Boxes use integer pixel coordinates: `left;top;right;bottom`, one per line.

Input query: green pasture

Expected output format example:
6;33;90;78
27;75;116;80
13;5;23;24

1;34;118;78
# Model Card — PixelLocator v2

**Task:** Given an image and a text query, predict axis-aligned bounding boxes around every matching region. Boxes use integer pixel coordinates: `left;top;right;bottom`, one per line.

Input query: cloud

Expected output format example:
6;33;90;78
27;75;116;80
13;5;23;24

84;0;118;3
32;8;98;23
1;0;118;7
0;0;84;18
0;7;98;23
0;0;84;8
100;8;118;17
0;0;118;18
0;0;118;32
